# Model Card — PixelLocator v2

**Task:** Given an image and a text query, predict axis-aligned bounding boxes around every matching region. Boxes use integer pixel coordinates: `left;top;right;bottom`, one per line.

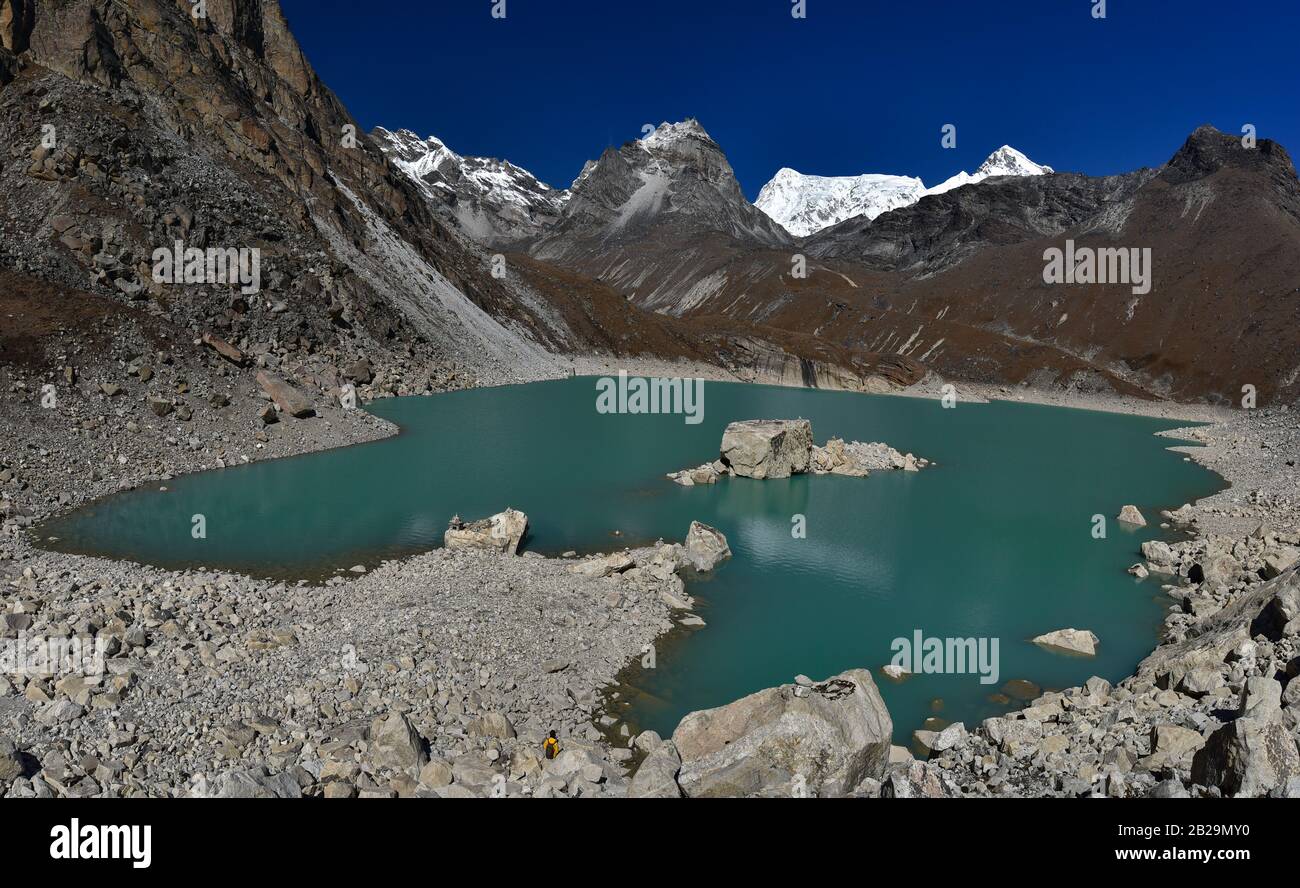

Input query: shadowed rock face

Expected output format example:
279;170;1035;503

0;0;34;50
0;0;577;383
719;419;813;479
806;169;1156;274
671;669;893;798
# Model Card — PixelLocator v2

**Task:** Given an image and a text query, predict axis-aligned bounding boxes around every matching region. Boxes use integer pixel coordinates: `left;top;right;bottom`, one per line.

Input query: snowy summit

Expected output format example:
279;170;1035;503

756;145;1054;236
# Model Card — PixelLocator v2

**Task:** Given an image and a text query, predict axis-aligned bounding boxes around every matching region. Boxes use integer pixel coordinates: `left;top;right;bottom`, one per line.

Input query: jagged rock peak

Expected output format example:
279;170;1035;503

1161;124;1298;186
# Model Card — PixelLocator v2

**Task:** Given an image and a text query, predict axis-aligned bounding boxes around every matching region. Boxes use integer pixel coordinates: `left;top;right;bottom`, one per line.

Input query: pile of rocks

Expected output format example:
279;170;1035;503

0;518;731;798
669;419;929;485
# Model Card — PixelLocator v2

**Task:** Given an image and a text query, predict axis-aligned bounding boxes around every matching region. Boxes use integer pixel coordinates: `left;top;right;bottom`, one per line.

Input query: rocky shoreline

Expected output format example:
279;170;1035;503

3;354;1297;797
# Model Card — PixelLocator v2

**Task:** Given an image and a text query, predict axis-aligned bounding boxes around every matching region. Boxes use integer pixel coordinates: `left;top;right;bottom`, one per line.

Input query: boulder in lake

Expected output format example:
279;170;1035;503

444;508;528;555
255;371;314;418
671;668;892;798
1032;628;1099;656
1117;505;1146;527
684;521;731;572
720;419;813;479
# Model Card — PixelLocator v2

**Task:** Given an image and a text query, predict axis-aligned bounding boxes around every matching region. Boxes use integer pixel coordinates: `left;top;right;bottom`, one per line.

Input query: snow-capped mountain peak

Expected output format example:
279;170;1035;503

975;145;1054;178
755;168;927;237
757;145;1054;235
923;146;1054;197
373;126;568;247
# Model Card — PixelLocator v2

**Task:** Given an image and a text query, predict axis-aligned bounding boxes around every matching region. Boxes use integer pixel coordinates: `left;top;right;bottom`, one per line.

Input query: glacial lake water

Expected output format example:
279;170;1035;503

37;377;1223;741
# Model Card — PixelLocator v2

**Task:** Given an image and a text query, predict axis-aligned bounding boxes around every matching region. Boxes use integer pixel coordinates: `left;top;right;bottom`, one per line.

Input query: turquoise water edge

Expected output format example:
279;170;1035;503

37;378;1224;740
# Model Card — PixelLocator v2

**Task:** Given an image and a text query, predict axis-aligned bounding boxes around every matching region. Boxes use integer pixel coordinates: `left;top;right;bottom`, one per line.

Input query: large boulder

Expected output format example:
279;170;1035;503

444;508;528;555
628;742;684;798
1032;628;1099;656
684;521;731;572
369;711;428;772
1190;552;1239;586
188;767;302;799
1139;569;1300;684
256;371;315;418
720;420;813;479
1191;713;1300;797
1264;548;1299;579
1117;505;1146;527
568;551;634;578
671;669;892;798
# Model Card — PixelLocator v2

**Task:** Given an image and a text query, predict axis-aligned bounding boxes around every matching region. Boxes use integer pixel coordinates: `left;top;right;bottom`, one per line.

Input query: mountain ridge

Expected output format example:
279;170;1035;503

755;145;1053;237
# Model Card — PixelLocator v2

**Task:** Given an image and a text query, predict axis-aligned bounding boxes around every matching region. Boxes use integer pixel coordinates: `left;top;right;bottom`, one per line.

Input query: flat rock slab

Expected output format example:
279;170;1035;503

1032;628;1099;656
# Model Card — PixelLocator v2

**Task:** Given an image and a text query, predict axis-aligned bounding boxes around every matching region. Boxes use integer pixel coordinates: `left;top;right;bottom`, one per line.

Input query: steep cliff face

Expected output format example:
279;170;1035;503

1;0;569;383
372;126;568;248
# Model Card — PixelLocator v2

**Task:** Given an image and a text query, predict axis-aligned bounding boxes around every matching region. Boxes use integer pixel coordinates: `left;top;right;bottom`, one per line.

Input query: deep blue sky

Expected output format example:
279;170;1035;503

280;0;1299;198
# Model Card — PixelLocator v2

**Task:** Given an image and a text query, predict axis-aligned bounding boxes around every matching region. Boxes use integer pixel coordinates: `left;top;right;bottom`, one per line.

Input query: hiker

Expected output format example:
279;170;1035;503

543;730;560;760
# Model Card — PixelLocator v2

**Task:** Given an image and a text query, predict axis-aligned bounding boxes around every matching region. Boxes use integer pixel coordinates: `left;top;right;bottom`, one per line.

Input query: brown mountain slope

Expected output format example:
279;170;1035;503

524;122;1300;404
2;2;906;393
0;0;579;385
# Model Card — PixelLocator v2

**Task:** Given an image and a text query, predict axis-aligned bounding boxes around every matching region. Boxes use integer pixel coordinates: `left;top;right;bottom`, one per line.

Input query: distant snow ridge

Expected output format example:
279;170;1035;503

756;145;1053;236
755;169;926;237
372;127;567;245
923;145;1054;197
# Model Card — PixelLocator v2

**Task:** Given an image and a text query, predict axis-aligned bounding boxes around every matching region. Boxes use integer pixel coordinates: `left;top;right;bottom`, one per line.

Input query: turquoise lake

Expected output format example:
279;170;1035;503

37;378;1223;741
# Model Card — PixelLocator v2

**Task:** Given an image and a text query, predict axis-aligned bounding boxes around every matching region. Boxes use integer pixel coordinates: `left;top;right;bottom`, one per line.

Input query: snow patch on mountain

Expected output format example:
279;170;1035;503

373;127;568;246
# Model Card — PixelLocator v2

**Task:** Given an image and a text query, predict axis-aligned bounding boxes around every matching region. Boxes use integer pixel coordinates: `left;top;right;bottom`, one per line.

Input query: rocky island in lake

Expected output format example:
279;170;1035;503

669;419;931;485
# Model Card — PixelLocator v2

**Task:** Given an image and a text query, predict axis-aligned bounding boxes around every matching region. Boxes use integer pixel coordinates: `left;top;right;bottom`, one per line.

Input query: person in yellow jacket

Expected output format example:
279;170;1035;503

542;731;560;760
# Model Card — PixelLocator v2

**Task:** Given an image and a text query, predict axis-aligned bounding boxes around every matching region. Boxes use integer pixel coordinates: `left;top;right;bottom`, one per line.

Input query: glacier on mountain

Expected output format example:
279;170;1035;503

756;145;1054;236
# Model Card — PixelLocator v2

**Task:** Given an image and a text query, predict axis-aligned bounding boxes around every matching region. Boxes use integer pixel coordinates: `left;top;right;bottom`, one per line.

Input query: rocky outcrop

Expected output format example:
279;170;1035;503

444;508;528;555
670;669;892;798
684;521;730;572
628;741;683;799
720;419;812;479
1117;505;1146;527
670;420;929;484
812;438;928;475
1191;709;1300;798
